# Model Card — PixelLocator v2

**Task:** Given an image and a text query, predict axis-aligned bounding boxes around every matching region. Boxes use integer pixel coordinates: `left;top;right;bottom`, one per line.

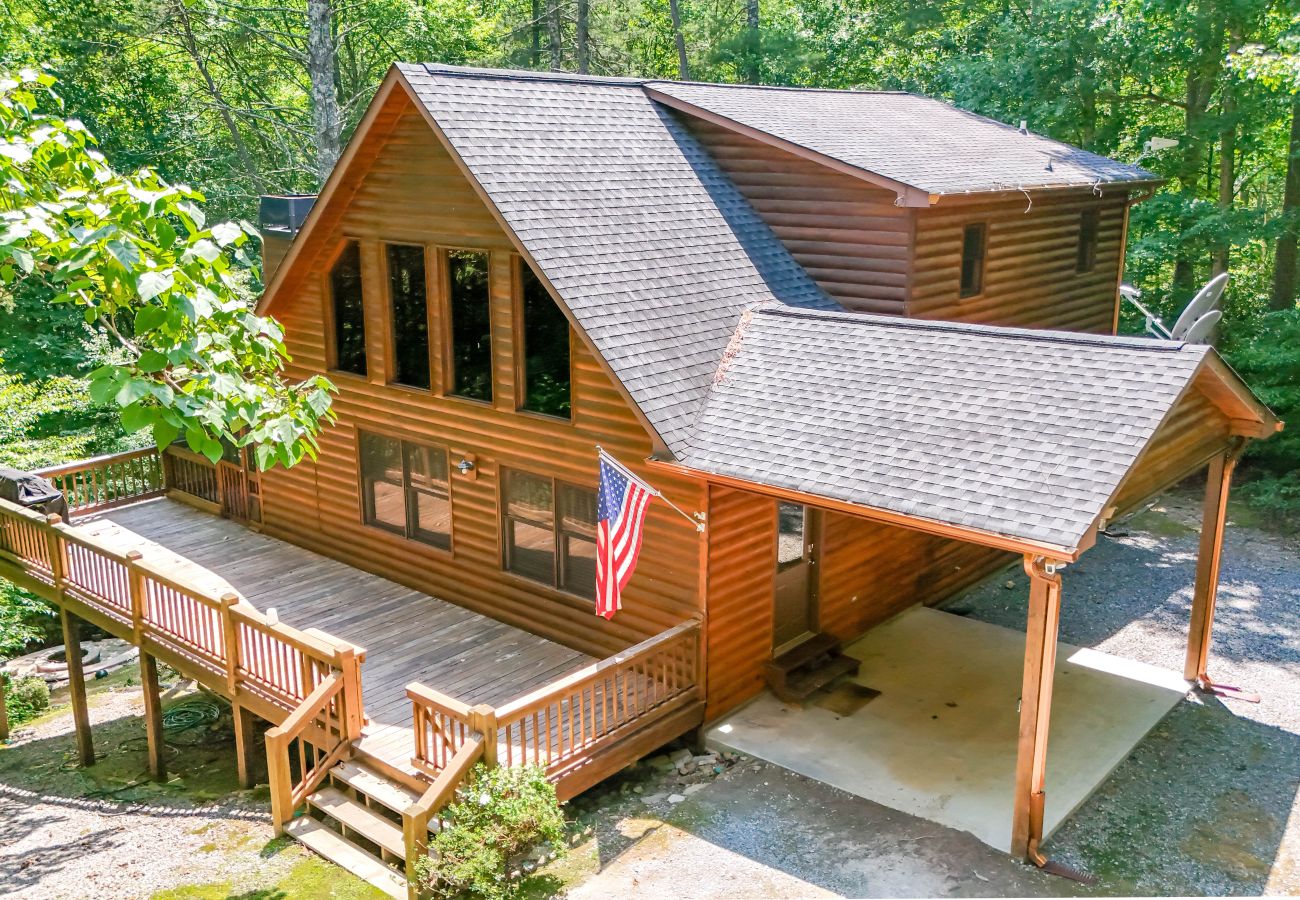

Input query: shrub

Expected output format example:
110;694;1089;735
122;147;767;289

413;764;566;900
2;672;50;727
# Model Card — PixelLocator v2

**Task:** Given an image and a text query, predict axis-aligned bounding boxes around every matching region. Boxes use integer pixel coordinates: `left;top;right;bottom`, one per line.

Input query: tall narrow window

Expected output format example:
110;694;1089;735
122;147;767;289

1076;209;1100;273
447;250;493;402
359;431;451;549
502;468;596;598
518;262;572;418
959;223;986;298
387;243;430;389
330;241;367;376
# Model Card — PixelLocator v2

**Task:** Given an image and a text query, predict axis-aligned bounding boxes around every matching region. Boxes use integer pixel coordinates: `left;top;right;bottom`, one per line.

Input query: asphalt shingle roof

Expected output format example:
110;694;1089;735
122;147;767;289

648;81;1157;196
398;64;837;454
680;306;1211;550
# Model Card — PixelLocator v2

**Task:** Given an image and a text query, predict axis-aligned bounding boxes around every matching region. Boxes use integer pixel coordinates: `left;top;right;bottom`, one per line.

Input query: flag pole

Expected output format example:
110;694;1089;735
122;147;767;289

596;446;706;533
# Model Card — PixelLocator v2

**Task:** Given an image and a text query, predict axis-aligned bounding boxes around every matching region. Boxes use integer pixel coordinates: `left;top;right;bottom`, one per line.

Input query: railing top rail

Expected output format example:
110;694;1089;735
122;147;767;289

230;602;350;663
406;682;475;720
0;498;58;525
52;522;139;563
33;446;160;477
497;619;700;720
407;735;485;818
164;444;217;465
266;672;344;739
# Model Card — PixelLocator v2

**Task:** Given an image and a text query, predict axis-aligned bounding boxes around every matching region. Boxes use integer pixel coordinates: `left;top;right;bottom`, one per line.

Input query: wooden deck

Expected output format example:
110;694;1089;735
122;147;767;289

77;498;594;773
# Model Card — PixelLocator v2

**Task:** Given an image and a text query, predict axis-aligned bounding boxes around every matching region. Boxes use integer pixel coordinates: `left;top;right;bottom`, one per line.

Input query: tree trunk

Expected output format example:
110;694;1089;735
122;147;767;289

1272;94;1300;311
531;0;542;67
670;0;690;80
743;0;759;85
576;0;589;73
1213;28;1243;277
548;0;563;71
306;0;340;185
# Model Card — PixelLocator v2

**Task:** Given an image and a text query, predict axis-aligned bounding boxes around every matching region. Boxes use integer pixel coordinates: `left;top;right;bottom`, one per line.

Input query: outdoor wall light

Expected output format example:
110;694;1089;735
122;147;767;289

457;458;475;475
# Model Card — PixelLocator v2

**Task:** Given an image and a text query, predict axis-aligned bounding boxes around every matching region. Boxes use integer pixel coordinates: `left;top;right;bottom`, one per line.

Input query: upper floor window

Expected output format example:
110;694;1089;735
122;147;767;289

501;468;596;597
959;223;986;298
1076;209;1100;273
447;250;493;402
359;431;451;550
330;241;367;376
387;244;430;389
518;261;572;419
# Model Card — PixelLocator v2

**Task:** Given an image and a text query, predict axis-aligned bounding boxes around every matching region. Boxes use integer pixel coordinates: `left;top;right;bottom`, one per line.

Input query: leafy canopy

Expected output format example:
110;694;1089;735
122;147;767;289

0;69;333;469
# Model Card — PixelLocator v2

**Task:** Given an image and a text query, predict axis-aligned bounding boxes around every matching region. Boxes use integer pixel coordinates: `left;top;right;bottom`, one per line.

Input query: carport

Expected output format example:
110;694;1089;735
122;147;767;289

672;307;1281;865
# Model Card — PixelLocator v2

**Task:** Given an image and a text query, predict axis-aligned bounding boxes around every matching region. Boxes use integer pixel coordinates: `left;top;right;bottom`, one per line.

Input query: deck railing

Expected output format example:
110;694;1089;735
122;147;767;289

407;620;701;784
266;671;357;834
35;447;165;516
0;497;363;729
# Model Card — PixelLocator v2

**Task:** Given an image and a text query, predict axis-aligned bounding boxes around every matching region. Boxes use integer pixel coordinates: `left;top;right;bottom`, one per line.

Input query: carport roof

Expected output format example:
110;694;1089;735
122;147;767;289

678;306;1270;553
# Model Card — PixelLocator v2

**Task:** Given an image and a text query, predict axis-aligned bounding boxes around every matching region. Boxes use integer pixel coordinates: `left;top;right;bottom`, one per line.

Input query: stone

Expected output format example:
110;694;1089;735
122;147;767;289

683;783;707;796
667;793;686;804
670;748;693;766
677;760;698;775
647;754;675;772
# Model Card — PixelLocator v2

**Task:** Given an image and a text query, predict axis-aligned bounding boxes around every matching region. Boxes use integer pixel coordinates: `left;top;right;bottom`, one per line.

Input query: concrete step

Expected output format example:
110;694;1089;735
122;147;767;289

332;759;421;815
308;786;405;857
284;816;406;899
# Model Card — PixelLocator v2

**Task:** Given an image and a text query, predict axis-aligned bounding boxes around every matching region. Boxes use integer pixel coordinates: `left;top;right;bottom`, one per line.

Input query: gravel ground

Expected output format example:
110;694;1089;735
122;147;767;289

949;489;1300;895
0;679;311;899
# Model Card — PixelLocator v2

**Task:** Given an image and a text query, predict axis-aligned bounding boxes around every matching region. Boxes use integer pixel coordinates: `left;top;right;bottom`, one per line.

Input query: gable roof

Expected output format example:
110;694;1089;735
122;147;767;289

647;81;1158;198
396;63;837;455
678;306;1229;553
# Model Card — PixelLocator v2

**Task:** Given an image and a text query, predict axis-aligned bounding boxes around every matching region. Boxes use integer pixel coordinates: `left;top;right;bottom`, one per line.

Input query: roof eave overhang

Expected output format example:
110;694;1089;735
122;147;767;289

645;457;1082;562
926;178;1166;206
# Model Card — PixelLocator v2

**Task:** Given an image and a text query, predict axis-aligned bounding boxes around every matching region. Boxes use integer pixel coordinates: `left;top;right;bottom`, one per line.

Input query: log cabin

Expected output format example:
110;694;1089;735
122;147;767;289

0;64;1279;895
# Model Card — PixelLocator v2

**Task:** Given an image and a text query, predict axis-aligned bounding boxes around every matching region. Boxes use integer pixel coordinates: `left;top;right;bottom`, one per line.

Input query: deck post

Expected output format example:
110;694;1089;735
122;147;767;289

232;703;261;789
140;651;167;781
337;644;364;741
0;673;9;742
59;607;95;767
1185;448;1241;684
469;704;498;768
126;550;146;643
1010;555;1063;862
219;591;241;695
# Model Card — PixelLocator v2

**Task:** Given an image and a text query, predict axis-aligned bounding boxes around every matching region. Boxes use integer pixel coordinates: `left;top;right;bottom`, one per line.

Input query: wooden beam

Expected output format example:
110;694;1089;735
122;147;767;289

0;673;9;742
1010;555;1063;861
139;652;167;781
1185;448;1241;683
60;608;95;767
232;703;260;789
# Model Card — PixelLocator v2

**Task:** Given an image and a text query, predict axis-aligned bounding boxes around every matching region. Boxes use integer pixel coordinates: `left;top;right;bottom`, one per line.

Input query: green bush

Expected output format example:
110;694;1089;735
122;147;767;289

2;672;50;727
413;764;566;900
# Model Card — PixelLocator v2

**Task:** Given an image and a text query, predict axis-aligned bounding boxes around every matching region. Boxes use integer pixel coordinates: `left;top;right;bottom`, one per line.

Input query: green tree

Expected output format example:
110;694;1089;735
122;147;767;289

0;71;334;469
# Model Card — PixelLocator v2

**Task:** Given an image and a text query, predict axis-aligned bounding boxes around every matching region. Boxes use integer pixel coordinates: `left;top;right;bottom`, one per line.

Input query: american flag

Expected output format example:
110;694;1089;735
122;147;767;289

595;450;654;619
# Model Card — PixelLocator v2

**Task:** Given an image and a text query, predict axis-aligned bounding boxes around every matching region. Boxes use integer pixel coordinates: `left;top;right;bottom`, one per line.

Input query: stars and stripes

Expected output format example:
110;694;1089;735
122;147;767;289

595;450;654;619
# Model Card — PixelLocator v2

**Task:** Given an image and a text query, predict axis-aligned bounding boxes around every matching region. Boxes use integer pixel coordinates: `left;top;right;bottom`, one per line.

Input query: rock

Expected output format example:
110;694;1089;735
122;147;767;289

677;760;698;775
683;783;707;796
670;748;693;766
693;754;718;765
642;792;667;804
647;754;675;772
633;785;643;794
667;793;686;804
1004;580;1016;589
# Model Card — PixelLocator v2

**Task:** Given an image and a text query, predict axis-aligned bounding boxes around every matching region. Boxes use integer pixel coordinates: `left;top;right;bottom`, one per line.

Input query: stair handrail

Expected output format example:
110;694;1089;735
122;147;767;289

265;671;353;834
402;734;485;898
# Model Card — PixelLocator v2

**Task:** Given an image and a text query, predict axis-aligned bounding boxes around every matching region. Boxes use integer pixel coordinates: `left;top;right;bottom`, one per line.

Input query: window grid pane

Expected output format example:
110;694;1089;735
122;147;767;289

330;241;367;375
520;264;572;418
448;250;493;402
387;244;430;389
360;432;452;549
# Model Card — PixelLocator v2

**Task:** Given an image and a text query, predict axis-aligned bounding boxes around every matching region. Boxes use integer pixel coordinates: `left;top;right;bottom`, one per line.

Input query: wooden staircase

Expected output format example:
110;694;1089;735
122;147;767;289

284;758;427;899
764;632;861;703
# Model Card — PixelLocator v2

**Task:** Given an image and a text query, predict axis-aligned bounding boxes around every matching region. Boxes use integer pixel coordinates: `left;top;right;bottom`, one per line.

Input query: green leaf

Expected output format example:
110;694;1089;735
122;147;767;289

120;402;156;433
136;270;173;301
210;222;241;247
114;377;151;407
199;436;224;464
151;419;180;449
134;305;166;333
88;370;124;405
137;350;168;373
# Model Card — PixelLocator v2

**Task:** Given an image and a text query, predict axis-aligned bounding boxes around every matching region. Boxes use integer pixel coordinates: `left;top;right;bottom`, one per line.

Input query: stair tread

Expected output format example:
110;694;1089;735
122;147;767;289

332;760;421;814
285;817;406;899
784;653;860;698
771;633;842;673
309;786;405;857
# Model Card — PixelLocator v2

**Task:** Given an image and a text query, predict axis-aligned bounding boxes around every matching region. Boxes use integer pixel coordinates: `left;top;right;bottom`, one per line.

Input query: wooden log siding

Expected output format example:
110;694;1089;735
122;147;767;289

258;97;706;659
679;114;912;316
910;192;1128;332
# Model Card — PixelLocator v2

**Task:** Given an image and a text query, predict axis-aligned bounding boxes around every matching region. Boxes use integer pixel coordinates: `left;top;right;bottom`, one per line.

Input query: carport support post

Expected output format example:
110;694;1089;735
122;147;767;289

140;651;166;781
1010;556;1063;862
1185;448;1240;684
60;607;95;767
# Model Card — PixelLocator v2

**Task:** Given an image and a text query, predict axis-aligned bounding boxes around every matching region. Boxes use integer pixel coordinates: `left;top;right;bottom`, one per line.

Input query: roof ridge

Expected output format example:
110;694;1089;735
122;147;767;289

754;306;1190;353
646;79;916;97
412;62;646;88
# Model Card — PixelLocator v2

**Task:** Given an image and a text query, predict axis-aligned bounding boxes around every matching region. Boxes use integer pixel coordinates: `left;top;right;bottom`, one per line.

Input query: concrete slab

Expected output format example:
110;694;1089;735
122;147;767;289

707;607;1185;852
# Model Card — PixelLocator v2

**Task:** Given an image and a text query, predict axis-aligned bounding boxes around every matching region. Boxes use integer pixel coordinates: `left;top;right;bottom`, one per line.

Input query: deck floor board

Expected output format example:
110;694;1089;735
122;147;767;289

79;499;594;775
